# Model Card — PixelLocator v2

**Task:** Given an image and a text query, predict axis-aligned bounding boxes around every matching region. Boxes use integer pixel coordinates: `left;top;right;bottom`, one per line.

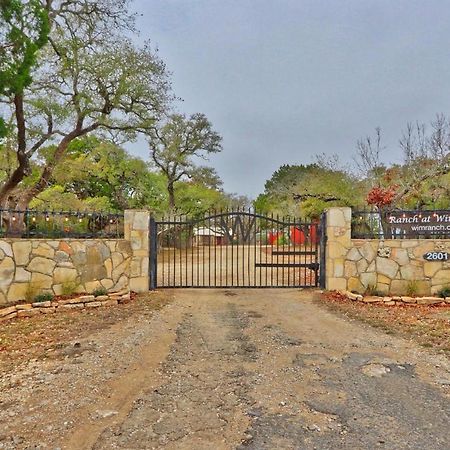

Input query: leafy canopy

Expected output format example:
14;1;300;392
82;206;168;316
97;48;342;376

255;164;363;218
0;0;173;208
0;0;49;93
148;113;222;208
0;0;49;137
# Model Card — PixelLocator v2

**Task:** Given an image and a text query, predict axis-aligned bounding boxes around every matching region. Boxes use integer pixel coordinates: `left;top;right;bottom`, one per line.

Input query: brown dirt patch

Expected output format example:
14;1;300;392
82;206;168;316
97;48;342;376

2;289;450;449
0;291;171;372
318;291;450;355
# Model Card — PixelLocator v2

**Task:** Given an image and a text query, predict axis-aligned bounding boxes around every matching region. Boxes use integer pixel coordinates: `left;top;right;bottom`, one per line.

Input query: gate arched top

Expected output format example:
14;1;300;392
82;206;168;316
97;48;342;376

157;211;308;227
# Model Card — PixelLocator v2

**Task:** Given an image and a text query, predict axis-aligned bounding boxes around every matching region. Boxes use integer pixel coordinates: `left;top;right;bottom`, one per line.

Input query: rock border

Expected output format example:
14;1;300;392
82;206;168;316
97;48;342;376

342;290;450;306
0;290;132;322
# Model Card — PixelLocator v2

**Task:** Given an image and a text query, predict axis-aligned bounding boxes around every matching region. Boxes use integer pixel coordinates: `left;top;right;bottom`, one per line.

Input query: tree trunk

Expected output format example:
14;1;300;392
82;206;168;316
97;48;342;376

12;124;99;210
379;207;394;239
0;163;30;208
168;181;175;210
0;94;31;208
6;211;25;237
15;136;73;209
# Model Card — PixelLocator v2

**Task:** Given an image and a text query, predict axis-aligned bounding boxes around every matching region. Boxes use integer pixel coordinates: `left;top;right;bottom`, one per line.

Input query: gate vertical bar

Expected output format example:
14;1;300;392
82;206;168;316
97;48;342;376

149;216;158;290
167;217;171;286
302;221;306;286
225;211;228;287
313;222;318;287
179;215;183;287
161;219;165;286
185;215;189;287
240;211;244;286
191;216;194;287
270;213;273;287
219;210;223;287
308;223;312;286
264;217;267;287
172;217;176;287
253;211;257;287
292;218;296;287
319;212;327;289
208;213;212;287
231;210;234;287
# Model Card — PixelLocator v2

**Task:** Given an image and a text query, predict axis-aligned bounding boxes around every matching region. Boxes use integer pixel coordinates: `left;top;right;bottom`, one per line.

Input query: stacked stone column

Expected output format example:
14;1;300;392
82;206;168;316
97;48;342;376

124;210;150;293
325;207;352;291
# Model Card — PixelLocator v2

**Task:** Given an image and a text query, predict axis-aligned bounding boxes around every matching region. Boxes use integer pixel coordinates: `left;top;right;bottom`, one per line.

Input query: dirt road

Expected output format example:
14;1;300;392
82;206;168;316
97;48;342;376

157;245;316;287
1;289;450;449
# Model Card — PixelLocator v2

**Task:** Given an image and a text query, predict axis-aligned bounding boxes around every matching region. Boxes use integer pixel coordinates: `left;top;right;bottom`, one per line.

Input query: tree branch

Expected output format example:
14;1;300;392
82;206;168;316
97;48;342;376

27;112;54;156
18;121;100;208
292;193;341;202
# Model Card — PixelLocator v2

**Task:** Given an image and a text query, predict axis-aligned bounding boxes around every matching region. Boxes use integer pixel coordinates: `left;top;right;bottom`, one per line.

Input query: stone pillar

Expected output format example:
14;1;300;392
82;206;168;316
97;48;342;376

325;207;352;291
124;210;150;293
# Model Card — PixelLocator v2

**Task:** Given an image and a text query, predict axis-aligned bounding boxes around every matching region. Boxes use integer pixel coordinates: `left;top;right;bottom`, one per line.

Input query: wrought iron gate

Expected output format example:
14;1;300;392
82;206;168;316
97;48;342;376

149;211;326;289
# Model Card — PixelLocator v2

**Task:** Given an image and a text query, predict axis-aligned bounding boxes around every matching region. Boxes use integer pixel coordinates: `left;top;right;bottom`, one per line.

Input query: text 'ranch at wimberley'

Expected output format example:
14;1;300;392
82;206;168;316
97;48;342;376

387;212;450;234
388;212;450;224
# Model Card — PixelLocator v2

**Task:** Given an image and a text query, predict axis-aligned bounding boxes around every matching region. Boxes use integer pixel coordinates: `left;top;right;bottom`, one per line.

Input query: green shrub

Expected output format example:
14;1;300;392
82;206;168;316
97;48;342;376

34;292;54;303
437;286;450;298
365;284;383;296
276;234;289;245
24;282;42;303
61;280;79;296
406;280;419;297
256;232;268;244
92;287;107;297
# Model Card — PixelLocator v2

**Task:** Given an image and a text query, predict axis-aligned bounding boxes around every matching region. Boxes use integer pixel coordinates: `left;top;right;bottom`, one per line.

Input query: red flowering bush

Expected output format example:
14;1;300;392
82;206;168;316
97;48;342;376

366;185;398;208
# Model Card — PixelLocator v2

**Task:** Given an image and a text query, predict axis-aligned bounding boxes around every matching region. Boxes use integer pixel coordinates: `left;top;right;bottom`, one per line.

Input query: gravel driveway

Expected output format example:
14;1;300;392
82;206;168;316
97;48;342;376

1;289;450;449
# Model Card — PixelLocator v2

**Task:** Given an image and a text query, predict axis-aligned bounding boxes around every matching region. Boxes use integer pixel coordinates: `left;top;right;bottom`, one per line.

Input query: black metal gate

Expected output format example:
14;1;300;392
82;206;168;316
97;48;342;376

149;211;326;289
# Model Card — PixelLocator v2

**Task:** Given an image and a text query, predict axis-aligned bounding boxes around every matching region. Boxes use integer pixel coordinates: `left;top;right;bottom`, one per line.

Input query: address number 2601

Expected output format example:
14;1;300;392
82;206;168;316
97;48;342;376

423;252;449;261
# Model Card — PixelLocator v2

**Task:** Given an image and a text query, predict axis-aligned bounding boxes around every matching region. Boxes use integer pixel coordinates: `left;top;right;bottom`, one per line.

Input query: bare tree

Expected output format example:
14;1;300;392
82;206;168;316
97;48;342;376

354;116;450;208
395;115;450;204
354;127;385;186
314;153;350;173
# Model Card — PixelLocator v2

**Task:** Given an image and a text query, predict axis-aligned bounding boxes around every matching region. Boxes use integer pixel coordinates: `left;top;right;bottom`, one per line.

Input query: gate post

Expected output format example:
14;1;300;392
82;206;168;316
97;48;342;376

324;207;352;291
319;213;327;288
124;209;150;293
149;216;157;290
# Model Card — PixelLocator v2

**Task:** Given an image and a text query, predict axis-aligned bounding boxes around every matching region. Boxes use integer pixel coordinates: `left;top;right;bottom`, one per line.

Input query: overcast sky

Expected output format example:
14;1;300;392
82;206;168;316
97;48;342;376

130;0;450;198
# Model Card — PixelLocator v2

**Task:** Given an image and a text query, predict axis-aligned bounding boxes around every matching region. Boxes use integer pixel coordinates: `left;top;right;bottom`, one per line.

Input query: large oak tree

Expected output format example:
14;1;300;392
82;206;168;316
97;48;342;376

254;164;362;218
0;0;172;209
148;113;222;209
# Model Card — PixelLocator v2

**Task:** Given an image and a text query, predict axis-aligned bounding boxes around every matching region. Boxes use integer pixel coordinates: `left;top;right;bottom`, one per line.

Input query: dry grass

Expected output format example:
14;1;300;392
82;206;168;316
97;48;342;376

318;291;450;355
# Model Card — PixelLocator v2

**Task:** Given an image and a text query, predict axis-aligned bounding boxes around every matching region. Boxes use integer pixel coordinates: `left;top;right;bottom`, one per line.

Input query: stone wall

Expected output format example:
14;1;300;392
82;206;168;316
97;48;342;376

0;239;132;306
0;290;132;322
325;207;450;295
0;209;150;306
342;290;450;306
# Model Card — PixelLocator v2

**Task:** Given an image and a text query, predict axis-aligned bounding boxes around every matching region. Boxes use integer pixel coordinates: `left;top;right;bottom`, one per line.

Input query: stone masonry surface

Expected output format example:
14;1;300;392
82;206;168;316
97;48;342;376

0;239;132;306
0;209;150;306
326;207;450;295
124;210;150;293
0;290;131;322
343;290;450;306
